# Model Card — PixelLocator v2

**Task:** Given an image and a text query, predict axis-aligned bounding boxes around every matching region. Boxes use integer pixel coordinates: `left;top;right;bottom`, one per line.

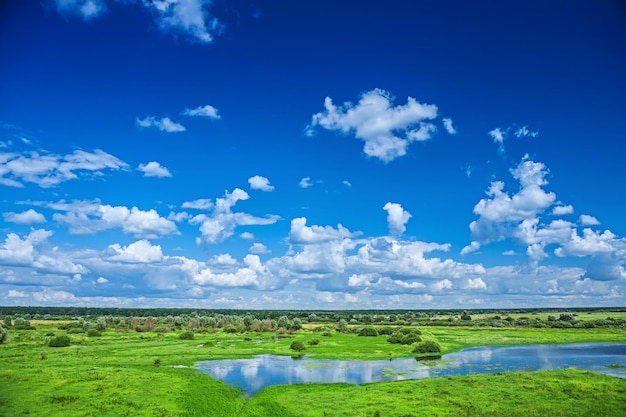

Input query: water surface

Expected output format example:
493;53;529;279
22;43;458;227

196;342;626;395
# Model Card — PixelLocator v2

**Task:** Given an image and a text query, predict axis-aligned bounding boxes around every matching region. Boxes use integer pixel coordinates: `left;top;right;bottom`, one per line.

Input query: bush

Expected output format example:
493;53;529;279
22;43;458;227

307;338;320;345
178;331;195;340
321;330;333;337
86;329;102;337
0;326;7;344
290;340;306;351
48;334;71;347
412;340;441;354
358;326;379;337
153;357;161;365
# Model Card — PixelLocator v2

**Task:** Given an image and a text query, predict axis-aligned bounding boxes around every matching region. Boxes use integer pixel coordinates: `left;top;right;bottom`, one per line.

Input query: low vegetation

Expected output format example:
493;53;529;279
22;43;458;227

0;307;624;416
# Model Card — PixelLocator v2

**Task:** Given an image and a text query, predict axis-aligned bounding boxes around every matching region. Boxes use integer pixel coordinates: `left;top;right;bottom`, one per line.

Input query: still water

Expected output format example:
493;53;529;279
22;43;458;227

196;343;626;395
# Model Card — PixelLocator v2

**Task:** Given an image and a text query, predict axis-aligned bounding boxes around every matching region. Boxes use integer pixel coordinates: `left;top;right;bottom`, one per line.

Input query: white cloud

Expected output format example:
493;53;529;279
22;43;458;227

383;202;411;237
442;118;457;134
489;125;537;155
555;228;618;258
190;188;279;245
248;175;275;192
580;214;600;226
184;104;221;119
343;180;352;187
182;198;213;210
307;88;439;162
3;209;46;225
0;229;87;275
185;254;266;287
7;290;27;298
136;116;186;132
289;217;353;244
240;232;254;240
53;0;106;20
465;277;487;290
431;279;452;292
469;157;556;243
97;276;109;284
552;205;574;215
105;240;164;263
460;241;481;255
299;177;312;188
145;0;222;44
51;200;179;238
137;161;172;178
249;243;271;254
0;149;128;188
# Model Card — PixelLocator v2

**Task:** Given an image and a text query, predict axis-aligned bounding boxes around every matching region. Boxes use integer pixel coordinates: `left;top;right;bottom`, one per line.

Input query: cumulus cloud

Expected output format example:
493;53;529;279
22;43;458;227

190;188;279;245
289;217;353;244
3;209;46;225
145;0;222;44
552;205;574;215
299;177;312;188
137;161;172;178
580;214;600;226
249;243;271;254
182;198;213;210
184;104;221;119
0;149;127;188
184;254;266;287
307;88;439;162
51;200;179;238
136;116;186;132
248;175;274;191
464;277;487;290
104;240;164;263
0;229;87;275
383;202;412;237
53;0;107;20
442;118;457;134
53;0;223;44
469;157;556;244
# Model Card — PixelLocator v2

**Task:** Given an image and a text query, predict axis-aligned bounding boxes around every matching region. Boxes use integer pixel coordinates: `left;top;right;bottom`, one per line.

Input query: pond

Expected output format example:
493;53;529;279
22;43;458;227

195;342;626;395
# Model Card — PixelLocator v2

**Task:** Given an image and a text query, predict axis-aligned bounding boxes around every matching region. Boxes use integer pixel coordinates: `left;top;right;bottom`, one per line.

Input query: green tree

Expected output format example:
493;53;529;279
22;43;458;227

3;316;11;327
0;326;7;344
291;318;303;330
277;315;290;329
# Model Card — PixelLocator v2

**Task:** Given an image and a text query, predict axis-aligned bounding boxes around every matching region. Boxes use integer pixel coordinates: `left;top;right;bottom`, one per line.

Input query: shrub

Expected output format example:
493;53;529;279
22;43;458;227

68;328;85;334
223;325;238;334
307;338;320;345
321;330;333;337
153;357;161;365
377;326;395;335
48;334;71;347
179;331;195;340
40;351;48;360
0;326;7;344
86;329;102;337
358;326;379;337
401;333;422;345
290;340;306;351
412;340;441;354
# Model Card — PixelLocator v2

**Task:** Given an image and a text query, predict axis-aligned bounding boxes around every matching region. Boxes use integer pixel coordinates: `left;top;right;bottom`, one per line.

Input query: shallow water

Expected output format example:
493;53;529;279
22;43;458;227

195;342;626;395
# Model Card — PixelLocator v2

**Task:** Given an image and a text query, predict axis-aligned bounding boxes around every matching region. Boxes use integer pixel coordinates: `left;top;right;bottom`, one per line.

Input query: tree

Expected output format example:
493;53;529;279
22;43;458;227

0;326;7;344
3;316;11;328
277;316;290;329
291;318;303;331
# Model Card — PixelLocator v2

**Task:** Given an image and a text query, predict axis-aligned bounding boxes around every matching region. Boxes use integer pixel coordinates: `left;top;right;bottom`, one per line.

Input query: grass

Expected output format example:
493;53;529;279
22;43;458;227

242;370;626;417
0;322;624;416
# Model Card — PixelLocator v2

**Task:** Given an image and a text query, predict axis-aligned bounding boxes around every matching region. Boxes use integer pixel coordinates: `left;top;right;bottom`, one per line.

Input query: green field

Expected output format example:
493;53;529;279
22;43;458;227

1;315;625;417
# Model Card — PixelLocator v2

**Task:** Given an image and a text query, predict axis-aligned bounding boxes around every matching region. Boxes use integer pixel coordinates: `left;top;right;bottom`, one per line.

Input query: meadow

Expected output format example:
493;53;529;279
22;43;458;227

0;309;625;416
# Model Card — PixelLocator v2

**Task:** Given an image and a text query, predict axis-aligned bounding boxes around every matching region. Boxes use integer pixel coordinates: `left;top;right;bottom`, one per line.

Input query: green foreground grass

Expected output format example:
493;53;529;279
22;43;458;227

1;323;624;416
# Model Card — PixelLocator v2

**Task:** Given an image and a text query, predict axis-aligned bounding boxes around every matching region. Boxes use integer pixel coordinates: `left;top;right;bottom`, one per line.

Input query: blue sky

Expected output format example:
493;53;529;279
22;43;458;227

0;0;625;309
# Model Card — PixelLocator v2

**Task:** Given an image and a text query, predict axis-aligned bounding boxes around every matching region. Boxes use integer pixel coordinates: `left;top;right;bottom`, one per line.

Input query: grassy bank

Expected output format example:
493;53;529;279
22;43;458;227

242;370;626;417
1;322;624;416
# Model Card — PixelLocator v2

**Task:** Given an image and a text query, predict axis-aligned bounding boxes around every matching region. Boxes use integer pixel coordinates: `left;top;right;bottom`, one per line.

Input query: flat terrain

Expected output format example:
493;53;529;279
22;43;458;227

1;316;625;416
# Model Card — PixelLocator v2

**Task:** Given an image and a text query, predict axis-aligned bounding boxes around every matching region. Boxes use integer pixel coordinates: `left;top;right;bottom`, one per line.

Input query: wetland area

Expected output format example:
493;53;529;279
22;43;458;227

1;307;625;416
